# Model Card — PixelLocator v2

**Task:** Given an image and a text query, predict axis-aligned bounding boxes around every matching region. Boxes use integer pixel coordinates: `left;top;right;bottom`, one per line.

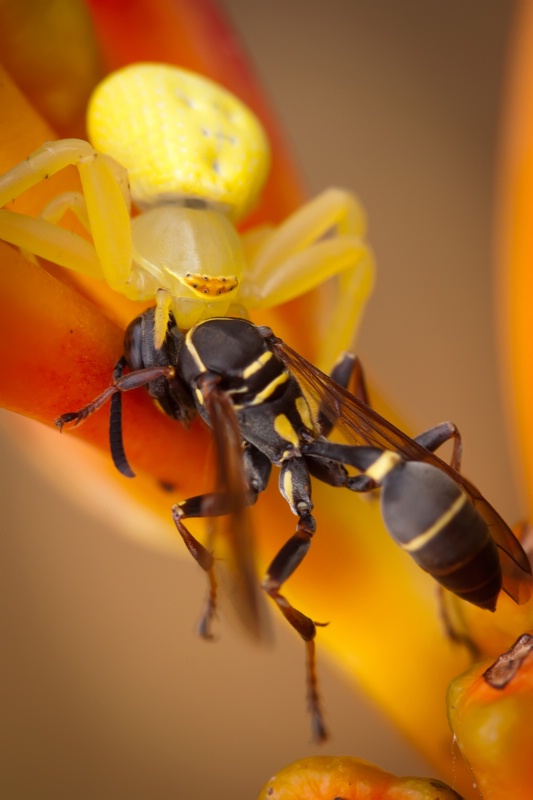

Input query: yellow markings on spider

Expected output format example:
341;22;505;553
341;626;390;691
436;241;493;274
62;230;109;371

183;272;239;298
0;61;375;370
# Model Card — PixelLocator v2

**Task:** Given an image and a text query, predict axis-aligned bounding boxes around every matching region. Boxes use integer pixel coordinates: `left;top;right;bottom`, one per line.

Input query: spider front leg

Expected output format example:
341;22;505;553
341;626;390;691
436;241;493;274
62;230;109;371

0;138;132;288
240;188;375;371
261;456;328;742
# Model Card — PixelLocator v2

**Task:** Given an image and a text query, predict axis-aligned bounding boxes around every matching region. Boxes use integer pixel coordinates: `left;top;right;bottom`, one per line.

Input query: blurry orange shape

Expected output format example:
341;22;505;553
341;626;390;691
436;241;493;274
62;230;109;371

0;0;104;137
257;756;465;800
497;0;533;513
447;633;533;800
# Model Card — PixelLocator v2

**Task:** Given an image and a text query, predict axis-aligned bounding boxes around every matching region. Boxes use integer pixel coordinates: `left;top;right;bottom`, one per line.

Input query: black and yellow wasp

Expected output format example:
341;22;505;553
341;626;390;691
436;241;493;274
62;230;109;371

56;307;533;742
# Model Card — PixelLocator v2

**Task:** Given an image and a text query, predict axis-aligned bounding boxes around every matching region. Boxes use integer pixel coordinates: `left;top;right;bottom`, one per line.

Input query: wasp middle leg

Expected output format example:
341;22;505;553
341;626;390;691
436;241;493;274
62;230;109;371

261;455;339;742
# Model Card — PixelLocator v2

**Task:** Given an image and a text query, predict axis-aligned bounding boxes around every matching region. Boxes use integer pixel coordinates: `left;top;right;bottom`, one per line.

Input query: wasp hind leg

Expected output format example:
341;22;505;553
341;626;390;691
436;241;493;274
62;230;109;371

437;586;481;661
262;456;328;742
414;420;463;471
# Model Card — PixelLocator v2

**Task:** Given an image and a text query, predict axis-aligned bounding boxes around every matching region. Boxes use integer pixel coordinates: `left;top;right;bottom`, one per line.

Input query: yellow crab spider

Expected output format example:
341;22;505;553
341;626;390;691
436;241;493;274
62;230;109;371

0;62;374;369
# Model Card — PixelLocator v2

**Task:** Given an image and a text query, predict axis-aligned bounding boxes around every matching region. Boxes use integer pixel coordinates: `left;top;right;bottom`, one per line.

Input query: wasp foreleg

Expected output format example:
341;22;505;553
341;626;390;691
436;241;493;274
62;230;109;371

55;363;175;430
172;488;258;640
172;442;272;640
172;500;216;641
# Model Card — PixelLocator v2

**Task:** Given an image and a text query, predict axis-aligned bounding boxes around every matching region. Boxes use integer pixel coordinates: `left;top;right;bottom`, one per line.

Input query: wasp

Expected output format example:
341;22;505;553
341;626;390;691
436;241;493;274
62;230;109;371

55;308;533;742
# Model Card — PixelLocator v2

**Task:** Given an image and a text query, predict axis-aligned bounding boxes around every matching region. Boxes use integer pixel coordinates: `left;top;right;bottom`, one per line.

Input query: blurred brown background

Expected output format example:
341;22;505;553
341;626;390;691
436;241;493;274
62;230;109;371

0;1;522;798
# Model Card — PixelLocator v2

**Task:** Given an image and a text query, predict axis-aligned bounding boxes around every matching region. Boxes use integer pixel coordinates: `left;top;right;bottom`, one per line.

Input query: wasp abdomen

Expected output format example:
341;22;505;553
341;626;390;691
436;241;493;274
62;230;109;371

382;461;502;611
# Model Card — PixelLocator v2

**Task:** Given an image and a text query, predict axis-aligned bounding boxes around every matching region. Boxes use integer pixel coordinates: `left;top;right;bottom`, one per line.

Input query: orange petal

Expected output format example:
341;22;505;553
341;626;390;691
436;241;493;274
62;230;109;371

0;0;104;137
447;633;533;800
258;756;464;800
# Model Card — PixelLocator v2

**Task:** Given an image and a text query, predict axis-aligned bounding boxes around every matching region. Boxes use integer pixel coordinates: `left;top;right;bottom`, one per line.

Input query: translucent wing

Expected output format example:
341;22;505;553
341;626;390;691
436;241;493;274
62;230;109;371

269;334;533;605
201;377;270;639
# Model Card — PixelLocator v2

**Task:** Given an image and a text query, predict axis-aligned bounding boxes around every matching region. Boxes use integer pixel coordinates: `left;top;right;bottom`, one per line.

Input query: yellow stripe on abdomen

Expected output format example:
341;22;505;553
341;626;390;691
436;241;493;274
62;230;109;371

402;492;468;553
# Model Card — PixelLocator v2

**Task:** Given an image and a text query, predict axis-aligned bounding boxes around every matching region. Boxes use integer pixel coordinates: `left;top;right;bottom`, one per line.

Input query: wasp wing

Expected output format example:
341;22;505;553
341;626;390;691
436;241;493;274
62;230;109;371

201;378;270;640
269;335;532;605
